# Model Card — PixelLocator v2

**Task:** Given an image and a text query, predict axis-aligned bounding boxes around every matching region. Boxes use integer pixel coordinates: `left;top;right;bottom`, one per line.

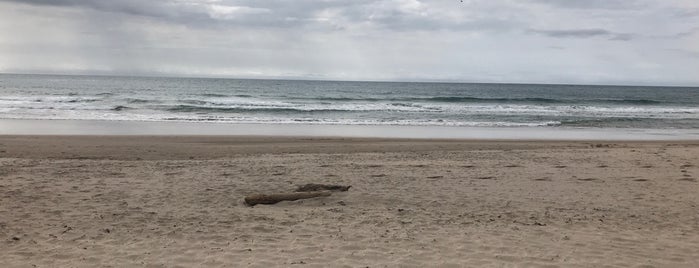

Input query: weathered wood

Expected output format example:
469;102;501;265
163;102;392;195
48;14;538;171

244;191;332;206
295;184;351;192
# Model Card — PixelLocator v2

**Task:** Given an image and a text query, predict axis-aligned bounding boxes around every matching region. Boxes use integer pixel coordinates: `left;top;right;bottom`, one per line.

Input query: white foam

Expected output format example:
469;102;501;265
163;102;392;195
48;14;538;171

2;94;698;126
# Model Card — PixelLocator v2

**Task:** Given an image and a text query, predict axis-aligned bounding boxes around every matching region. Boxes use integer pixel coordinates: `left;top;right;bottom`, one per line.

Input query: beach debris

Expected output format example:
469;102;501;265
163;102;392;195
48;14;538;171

244;191;332;206
295;183;351;192
245;183;351;206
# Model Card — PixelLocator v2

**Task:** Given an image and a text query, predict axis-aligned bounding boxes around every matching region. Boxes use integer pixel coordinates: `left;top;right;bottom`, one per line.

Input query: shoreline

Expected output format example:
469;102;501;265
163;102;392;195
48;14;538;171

2;135;698;161
1;118;699;140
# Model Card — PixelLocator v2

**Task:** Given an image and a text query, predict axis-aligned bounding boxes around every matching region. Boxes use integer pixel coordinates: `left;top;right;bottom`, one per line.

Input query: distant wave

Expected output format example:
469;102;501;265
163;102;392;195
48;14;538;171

60;98;101;103
125;98;153;104
200;93;229;97
415;97;563;103
0;96;102;103
592;99;663;105
199;93;253;98
301;96;664;105
157;117;563;127
561;117;645;126
165;105;349;113
154;103;699;118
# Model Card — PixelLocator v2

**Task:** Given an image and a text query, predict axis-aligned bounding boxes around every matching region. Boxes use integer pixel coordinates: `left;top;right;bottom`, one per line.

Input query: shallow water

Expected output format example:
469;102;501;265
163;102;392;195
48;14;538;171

2;119;699;140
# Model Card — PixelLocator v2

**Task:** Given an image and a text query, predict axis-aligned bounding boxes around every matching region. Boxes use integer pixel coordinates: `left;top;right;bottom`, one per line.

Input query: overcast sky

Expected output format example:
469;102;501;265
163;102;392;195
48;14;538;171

0;0;697;85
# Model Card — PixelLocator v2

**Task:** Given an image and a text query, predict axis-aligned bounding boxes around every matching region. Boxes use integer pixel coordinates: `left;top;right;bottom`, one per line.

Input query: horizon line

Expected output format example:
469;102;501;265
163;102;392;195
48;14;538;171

1;71;698;88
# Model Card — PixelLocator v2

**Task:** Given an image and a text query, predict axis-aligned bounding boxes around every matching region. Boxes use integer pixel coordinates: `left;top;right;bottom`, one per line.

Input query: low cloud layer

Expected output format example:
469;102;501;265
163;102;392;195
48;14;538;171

529;29;634;41
0;0;697;85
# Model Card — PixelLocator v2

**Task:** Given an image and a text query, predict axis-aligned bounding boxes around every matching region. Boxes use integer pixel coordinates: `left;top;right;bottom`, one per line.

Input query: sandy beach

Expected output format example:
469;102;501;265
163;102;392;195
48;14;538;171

1;135;698;267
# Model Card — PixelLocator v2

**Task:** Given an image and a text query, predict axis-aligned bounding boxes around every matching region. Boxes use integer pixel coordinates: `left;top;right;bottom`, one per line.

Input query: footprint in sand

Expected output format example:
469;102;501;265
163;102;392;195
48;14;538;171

476;176;495;180
370;174;386;178
504;164;521;168
426;175;443;179
554;165;567;168
679;178;696;182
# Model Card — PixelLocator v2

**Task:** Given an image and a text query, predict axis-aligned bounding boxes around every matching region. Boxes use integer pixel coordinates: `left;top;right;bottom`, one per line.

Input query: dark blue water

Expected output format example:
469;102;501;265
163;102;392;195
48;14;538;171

1;73;698;128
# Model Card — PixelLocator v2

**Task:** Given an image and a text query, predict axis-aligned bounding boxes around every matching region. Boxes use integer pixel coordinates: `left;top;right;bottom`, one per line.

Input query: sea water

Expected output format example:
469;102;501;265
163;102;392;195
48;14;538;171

1;73;698;129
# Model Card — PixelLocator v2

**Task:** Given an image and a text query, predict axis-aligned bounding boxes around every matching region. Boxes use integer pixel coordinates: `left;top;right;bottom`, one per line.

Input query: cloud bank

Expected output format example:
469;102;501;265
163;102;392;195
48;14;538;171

0;0;697;85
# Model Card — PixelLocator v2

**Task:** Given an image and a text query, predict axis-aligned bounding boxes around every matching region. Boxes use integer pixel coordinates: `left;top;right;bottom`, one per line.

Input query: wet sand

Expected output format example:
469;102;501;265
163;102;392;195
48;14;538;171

1;136;698;267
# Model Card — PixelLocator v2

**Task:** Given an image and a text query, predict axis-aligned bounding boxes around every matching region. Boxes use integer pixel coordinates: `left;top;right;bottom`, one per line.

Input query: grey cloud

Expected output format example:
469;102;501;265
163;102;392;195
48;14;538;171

534;29;611;38
671;27;699;38
0;0;295;27
608;33;634;41
2;0;193;17
673;8;699;18
665;49;699;59
529;0;643;10
1;0;698;85
645;27;699;40
0;0;519;32
0;0;366;28
529;29;634;41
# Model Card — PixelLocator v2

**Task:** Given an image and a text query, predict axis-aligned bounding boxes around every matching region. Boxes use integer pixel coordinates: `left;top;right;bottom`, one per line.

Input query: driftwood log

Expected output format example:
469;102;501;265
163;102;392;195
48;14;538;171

244;191;332;206
296;184;351;192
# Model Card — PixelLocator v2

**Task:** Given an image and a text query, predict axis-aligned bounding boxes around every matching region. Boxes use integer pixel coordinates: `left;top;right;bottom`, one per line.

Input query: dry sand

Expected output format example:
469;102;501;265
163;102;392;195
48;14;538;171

1;136;698;267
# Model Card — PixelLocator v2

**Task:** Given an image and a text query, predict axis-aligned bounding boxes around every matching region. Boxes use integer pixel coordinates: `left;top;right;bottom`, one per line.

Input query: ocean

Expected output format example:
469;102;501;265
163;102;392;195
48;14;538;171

1;73;698;129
